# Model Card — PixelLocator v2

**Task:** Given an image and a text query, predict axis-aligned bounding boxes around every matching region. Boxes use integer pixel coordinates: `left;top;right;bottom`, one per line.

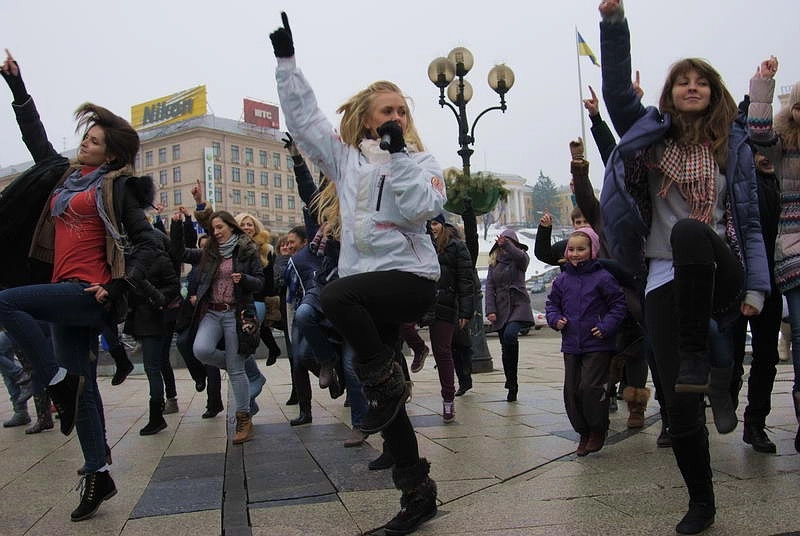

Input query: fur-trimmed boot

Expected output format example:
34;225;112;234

355;350;408;434
622;386;650;429
384;458;438;536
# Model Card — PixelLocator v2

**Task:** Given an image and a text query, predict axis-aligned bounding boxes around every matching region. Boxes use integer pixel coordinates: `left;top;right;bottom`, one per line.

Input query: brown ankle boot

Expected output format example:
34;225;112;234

622;387;650;429
233;411;253;444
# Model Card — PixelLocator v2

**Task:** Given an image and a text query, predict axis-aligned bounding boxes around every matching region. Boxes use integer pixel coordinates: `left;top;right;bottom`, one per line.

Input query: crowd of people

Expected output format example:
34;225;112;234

0;2;798;535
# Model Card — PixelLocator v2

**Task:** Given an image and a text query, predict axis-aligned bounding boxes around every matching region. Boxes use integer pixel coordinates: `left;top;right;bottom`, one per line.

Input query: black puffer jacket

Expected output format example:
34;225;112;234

431;228;474;323
123;244;180;338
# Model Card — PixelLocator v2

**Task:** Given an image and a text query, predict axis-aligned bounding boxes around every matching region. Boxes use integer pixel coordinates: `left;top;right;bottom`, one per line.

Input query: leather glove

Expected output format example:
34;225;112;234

0;59;29;105
269;12;294;58
376;120;406;154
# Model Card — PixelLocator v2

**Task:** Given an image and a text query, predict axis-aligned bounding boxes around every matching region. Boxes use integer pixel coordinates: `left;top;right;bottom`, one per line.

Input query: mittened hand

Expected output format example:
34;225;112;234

269;12;295;58
376;120;406;154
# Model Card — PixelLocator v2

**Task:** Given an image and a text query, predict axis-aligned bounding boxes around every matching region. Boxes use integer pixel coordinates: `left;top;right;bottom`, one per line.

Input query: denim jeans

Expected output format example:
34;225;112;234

141;335;165;400
293;302;340;366
0;282;109;471
784;286;800;393
0;331;25;412
193;310;249;413
342;342;367;427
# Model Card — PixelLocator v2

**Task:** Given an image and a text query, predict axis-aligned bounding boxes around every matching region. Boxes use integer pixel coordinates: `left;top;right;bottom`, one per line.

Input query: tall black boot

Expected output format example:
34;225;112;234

671;427;715;534
674;265;714;393
384;458;438;535
708;367;737;434
356;347;408;434
140;398;167;436
793;392;800;453
502;342;519;401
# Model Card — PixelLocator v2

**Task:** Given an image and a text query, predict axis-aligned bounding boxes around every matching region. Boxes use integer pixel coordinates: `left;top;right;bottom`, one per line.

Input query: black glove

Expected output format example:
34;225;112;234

136;278;166;309
269;12;294;58
281;132;294;151
0;60;29;105
376;120;406;154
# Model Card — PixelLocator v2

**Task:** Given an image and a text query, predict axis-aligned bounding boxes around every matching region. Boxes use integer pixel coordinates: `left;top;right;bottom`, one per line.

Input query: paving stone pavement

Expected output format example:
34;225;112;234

1;329;799;535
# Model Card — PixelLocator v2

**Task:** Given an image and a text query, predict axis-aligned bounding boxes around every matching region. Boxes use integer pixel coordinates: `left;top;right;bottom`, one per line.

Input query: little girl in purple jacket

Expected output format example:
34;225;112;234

546;226;627;456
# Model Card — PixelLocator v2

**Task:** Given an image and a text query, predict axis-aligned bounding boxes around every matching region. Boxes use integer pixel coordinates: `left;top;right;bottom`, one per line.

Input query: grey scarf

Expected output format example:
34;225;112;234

51;165;125;242
219;234;238;259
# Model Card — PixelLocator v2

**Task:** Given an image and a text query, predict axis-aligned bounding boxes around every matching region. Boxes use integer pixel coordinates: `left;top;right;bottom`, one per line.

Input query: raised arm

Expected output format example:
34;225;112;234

0;50;59;163
583;86;617;165
271;13;353;186
598;1;646;137
747;56;781;164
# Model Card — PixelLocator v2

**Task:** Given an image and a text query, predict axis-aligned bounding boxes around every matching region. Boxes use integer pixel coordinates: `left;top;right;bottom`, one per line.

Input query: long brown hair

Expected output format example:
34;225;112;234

199;211;247;270
74;103;140;171
658;58;738;169
336;80;425;150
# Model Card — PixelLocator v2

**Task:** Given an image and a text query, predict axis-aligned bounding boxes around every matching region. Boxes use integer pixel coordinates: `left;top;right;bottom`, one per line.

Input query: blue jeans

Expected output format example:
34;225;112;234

784;287;800;392
0;331;25;412
193;310;249;413
293;302;339;366
0;282;109;471
342;342;367;427
141;335;166;400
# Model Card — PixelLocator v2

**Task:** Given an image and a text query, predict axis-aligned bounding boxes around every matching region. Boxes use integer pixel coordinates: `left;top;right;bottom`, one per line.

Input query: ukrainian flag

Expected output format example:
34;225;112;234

577;31;600;67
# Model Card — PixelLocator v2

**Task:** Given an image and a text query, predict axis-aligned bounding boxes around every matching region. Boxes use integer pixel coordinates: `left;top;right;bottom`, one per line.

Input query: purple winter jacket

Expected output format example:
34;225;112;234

546;259;627;354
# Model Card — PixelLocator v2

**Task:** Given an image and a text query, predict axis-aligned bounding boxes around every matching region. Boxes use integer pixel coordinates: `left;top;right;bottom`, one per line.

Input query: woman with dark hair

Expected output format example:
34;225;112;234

179;210;264;445
0;50;161;521
272;12;445;534
598;2;769;533
425;215;473;422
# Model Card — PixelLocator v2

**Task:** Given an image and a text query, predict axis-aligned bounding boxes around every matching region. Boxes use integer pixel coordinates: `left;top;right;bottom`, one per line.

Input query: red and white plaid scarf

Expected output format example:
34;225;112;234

656;140;717;224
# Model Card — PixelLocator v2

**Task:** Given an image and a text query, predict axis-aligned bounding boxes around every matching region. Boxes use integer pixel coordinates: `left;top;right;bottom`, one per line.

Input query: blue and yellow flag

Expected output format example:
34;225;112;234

577;31;600;67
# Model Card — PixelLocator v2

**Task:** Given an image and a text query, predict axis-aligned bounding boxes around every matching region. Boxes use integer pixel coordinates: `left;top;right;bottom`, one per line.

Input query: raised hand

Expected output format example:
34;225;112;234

583;86;599;117
756;56;778;80
282;132;300;156
632;70;643;99
191;179;203;204
539;211;553;228
0;49;28;103
269;12;295;58
570;138;585;161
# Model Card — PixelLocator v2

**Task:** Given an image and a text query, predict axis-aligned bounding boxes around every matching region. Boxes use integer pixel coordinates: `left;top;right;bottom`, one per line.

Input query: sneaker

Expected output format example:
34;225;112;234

70;471;117;522
442;401;455;423
3;411;31;428
163;397;179;415
46;373;85;435
410;346;430;373
343;427;368;448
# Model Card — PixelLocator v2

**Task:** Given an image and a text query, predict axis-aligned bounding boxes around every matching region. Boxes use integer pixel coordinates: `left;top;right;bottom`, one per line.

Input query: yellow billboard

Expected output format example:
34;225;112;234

131;85;207;129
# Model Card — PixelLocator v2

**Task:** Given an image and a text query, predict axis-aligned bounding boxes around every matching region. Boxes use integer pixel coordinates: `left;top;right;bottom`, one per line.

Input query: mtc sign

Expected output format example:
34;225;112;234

243;98;280;129
131;86;207;129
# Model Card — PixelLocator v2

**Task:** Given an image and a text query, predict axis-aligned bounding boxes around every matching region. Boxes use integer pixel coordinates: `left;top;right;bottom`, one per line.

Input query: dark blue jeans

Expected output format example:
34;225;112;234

0;282;109;472
141;335;166;400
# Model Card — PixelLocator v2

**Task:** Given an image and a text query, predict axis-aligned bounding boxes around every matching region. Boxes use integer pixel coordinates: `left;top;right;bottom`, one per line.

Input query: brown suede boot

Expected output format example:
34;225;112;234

622;387;651;429
233;411;253;444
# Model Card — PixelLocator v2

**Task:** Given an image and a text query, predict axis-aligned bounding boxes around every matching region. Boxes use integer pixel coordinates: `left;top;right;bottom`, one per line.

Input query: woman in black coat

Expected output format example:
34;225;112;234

123;240;179;436
425;215;474;422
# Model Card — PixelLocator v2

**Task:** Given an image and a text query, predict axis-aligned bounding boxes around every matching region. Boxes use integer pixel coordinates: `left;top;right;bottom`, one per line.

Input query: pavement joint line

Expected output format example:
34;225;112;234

222;405;251;536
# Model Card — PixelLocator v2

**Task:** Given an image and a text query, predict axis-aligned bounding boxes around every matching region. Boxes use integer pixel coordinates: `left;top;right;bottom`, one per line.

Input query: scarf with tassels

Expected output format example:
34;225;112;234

51;164;125;243
656;140;718;224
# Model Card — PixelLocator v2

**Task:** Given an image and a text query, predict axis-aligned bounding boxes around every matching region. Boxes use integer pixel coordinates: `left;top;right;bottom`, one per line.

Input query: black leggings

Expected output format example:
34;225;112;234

321;271;435;468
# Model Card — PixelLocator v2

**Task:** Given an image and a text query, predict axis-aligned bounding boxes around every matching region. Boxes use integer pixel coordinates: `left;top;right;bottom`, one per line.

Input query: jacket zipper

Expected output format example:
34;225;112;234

375;175;386;211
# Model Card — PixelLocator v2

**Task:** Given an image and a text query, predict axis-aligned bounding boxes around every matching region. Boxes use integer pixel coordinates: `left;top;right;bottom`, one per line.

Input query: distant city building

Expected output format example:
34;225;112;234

0;89;314;236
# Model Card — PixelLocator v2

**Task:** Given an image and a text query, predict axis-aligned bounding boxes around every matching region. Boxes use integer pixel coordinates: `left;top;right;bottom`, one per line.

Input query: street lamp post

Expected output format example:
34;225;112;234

427;47;514;373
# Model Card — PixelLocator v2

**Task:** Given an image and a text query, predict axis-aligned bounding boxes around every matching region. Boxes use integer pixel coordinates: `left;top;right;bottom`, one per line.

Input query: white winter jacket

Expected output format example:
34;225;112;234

276;56;445;280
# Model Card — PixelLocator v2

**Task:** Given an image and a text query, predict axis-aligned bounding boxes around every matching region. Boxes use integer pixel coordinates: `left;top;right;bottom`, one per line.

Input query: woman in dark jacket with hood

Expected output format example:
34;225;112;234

425;215;473;422
485;229;534;401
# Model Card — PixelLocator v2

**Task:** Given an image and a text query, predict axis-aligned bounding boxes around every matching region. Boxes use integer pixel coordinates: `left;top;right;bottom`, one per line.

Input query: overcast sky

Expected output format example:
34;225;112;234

0;1;795;187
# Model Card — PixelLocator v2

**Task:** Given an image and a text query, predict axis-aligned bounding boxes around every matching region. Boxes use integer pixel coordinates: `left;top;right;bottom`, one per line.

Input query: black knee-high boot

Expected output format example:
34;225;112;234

502;342;519;401
674;264;715;393
671;427;715;534
384;458;437;535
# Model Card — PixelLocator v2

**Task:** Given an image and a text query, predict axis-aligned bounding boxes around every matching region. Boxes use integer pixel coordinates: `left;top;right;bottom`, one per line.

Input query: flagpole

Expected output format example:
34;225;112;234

575;26;587;145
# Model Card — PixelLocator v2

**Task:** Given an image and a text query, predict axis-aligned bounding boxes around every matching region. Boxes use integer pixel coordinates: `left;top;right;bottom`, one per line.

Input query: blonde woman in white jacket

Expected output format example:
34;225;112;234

271;13;444;535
